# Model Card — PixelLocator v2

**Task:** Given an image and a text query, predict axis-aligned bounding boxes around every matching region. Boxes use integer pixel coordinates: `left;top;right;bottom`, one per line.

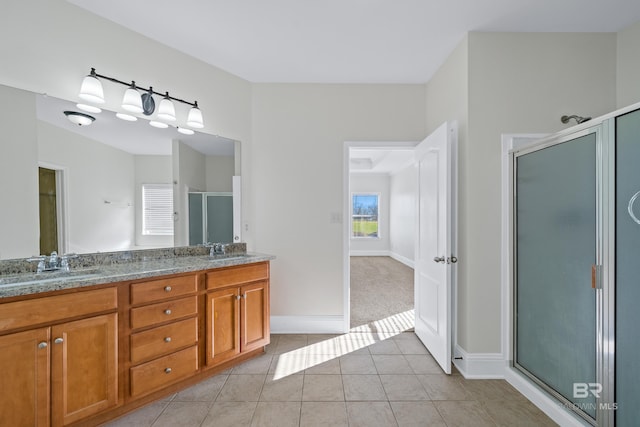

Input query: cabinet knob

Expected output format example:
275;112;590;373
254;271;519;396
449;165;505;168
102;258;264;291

54;337;64;344
38;342;48;349
165;367;172;374
164;337;172;343
236;295;241;300
164;286;172;292
164;309;172;315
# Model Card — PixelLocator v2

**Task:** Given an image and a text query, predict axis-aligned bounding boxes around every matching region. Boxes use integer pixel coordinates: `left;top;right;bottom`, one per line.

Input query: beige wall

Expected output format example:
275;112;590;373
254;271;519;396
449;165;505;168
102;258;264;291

617;20;640;108
0;85;39;259
460;32;617;353
206;156;235;192
425;37;469;348
251;84;426;317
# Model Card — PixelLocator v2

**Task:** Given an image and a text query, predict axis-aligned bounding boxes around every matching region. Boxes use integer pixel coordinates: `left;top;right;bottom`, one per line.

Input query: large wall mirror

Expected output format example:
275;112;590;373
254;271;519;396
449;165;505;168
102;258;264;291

0;83;240;260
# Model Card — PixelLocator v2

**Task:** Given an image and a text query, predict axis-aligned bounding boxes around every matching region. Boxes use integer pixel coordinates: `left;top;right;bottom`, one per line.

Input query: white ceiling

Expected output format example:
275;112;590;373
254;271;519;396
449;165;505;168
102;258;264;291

68;0;640;84
36;95;234;156
350;148;415;175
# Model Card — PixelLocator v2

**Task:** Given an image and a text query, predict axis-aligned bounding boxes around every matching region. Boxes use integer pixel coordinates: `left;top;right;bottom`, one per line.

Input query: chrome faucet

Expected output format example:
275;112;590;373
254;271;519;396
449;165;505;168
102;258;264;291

27;252;78;273
204;242;224;256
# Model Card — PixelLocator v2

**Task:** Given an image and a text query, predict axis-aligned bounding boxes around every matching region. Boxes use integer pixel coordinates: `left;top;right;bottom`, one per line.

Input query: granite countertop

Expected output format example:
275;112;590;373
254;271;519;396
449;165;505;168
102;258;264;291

0;252;275;299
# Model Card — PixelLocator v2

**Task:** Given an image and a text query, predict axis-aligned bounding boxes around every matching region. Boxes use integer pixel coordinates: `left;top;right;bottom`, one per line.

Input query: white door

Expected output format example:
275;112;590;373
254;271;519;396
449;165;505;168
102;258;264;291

232;176;242;242
414;121;457;374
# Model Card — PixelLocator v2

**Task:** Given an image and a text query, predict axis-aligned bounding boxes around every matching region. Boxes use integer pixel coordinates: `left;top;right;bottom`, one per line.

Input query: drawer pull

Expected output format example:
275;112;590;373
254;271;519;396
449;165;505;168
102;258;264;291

164;286;172;292
164;337;172;343
165;367;172;374
54;337;64;344
164;309;172;315
38;342;48;349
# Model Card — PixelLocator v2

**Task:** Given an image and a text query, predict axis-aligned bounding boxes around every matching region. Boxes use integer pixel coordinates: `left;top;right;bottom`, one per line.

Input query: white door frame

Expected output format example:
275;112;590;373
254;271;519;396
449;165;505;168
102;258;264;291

343;141;418;332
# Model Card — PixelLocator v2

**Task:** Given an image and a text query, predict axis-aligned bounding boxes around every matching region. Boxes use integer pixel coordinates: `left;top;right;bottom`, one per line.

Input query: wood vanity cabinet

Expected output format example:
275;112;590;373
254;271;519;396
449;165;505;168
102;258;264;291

205;262;270;367
0;260;270;426
0;287;118;427
128;274;199;398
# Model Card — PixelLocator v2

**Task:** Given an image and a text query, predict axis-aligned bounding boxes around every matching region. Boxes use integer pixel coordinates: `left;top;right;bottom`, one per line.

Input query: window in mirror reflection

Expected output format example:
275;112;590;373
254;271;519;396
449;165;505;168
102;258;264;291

142;184;174;236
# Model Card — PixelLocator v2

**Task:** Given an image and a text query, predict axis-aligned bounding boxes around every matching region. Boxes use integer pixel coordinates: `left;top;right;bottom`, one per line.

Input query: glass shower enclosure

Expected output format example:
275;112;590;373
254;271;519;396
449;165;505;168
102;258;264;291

512;106;640;426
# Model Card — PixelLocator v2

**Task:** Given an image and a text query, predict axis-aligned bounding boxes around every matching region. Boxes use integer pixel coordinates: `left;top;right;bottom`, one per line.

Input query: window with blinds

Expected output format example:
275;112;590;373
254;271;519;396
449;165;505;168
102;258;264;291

142;184;174;235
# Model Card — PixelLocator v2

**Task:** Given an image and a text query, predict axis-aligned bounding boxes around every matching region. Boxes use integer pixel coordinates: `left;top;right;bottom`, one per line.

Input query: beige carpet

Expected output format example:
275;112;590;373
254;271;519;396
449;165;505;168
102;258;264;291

350;256;414;331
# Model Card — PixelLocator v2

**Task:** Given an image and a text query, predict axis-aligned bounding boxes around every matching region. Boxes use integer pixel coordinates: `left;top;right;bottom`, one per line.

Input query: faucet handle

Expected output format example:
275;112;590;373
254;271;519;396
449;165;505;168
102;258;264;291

26;256;46;273
60;253;78;259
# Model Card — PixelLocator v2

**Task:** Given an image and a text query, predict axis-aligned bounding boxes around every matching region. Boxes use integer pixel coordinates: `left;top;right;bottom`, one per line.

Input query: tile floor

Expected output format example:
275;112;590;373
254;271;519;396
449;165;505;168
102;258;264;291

104;332;557;427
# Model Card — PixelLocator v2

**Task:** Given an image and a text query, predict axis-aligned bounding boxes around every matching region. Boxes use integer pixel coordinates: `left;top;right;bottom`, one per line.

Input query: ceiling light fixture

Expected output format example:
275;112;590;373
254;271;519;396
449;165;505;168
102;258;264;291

77;68;204;129
64;111;95;126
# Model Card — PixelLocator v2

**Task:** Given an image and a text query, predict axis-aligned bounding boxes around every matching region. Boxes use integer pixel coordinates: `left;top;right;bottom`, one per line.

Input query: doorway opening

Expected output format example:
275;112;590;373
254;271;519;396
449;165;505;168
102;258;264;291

344;142;418;334
38;164;67;256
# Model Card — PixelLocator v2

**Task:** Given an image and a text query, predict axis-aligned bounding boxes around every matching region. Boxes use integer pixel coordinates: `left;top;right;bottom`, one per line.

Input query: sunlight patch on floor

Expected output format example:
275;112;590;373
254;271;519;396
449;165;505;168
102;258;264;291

272;309;415;380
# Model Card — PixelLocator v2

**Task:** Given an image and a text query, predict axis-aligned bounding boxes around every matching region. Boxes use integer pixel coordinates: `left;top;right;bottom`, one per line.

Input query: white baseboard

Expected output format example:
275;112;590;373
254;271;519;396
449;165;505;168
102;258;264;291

349;250;390;257
504;367;590;427
389;252;414;268
453;345;505;379
270;315;345;334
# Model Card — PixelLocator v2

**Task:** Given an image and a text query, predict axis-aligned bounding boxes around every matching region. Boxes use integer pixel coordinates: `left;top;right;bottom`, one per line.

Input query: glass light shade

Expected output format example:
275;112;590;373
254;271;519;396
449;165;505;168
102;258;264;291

116;112;137;122
64;111;95;126
122;87;144;113
78;75;105;104
76;103;102;114
187;106;204;128
157;97;176;121
177;127;194;135
149;120;169;129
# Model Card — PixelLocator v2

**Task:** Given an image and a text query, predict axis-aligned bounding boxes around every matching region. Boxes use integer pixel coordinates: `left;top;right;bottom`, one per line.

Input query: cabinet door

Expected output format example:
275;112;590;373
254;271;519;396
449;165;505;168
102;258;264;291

51;313;118;426
206;287;240;366
0;328;50;427
241;281;270;353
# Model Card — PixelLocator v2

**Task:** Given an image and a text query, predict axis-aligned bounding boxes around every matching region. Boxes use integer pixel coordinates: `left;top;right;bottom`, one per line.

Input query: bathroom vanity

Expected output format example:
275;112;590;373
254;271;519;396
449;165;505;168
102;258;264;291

0;249;273;426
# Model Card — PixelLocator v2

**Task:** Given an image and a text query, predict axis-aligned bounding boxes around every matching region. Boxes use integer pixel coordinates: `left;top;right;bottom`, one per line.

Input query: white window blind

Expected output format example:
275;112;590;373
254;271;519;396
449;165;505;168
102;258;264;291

142;184;174;235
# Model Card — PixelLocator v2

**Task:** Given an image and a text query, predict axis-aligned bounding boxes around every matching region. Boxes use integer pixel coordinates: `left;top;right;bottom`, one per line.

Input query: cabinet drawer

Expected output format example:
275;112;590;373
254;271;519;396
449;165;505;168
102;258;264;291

130;317;198;364
206;263;269;290
0;287;117;332
130;345;198;397
130;275;197;305
130;296;198;330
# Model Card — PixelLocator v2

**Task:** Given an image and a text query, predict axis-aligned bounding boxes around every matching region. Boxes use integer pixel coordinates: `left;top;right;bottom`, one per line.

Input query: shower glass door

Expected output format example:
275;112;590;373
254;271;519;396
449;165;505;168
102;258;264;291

514;131;598;422
615;108;640;426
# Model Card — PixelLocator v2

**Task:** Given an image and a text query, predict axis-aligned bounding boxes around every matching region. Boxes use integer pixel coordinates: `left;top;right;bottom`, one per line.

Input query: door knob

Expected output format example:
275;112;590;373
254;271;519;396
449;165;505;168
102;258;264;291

433;256;446;263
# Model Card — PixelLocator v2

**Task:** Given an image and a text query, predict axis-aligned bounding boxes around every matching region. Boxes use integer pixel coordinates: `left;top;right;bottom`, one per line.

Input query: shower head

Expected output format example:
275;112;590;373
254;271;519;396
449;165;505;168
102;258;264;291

561;115;591;125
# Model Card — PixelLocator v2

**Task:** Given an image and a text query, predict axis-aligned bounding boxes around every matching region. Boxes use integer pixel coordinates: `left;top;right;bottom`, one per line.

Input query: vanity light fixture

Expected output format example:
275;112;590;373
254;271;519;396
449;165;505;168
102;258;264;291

157;92;176;121
187;101;204;128
149;120;169;129
121;81;144;113
78;69;105;104
64;111;95;126
78;68;204;129
76;103;102;114
177;127;194;135
116;112;137;122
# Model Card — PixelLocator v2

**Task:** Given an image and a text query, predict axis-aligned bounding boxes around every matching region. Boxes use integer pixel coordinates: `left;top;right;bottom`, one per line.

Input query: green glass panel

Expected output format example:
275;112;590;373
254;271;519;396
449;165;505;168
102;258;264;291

615;108;640;426
516;133;596;419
